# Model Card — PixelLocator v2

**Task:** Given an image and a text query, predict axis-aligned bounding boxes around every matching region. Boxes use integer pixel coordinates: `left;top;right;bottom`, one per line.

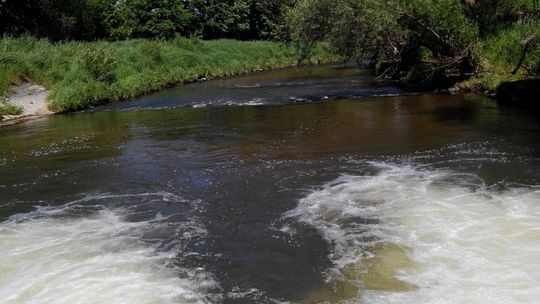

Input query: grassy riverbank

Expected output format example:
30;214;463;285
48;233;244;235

0;37;336;112
465;19;540;92
288;0;540;97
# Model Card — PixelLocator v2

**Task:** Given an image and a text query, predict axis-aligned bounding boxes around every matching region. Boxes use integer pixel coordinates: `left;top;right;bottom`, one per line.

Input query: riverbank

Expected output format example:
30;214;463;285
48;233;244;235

0;37;337;115
459;19;540;96
0;83;52;125
392;18;540;98
286;1;540;107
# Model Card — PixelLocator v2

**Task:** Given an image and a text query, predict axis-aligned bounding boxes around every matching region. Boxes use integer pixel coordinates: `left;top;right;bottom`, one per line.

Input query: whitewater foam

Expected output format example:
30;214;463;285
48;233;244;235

0;207;217;304
288;163;540;303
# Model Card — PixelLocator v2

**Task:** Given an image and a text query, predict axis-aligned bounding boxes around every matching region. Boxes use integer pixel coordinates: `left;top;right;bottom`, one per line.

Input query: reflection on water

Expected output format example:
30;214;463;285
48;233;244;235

1;65;540;303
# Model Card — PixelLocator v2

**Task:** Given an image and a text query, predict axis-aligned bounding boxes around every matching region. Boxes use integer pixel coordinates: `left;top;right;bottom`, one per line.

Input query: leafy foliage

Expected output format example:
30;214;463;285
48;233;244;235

284;0;335;61
0;0;112;41
0;0;296;41
461;0;537;37
105;0;196;40
287;0;540;89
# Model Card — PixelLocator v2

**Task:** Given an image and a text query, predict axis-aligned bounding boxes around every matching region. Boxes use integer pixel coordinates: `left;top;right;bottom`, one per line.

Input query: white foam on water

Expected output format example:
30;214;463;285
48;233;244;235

0;208;216;304
288;163;540;304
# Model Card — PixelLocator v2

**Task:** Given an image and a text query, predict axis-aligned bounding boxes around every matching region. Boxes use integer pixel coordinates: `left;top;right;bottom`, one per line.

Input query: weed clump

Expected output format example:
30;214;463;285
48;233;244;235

0;102;23;120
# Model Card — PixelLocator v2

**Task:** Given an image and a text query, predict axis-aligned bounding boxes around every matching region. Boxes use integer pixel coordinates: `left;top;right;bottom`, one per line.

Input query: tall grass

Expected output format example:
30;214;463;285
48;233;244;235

0;37;336;112
473;19;540;90
0;102;22;120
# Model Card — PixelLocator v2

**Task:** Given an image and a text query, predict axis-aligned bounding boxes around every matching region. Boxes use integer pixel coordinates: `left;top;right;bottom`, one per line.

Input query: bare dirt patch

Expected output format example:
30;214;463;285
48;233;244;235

1;83;53;125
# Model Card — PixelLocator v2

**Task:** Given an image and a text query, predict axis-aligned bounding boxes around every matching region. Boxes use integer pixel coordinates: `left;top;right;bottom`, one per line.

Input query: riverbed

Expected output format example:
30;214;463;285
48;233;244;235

1;65;539;303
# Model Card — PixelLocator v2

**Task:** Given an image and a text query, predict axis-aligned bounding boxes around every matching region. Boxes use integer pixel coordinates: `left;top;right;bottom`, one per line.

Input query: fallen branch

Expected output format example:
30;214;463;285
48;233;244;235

420;43;474;72
376;66;393;80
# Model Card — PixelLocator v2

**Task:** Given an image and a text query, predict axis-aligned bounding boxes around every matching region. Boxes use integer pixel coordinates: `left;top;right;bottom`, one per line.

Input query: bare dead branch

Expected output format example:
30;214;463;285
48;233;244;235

512;35;536;75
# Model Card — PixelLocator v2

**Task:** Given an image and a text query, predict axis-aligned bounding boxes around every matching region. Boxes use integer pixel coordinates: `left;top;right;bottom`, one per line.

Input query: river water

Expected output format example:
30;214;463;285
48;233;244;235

1;66;539;303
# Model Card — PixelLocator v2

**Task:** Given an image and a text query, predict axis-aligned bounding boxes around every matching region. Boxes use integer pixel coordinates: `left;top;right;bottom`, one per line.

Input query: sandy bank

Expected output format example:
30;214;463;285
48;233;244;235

1;83;53;126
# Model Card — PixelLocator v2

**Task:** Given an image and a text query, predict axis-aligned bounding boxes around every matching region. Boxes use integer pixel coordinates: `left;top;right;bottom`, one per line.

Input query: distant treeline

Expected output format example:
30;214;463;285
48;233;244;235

0;0;295;41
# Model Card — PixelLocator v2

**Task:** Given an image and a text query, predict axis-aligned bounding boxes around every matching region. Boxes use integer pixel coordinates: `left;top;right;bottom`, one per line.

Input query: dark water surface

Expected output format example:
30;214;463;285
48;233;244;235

1;66;540;303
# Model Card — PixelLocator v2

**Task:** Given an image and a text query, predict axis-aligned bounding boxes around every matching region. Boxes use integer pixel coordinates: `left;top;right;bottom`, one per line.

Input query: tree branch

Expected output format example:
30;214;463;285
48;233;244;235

398;12;455;57
512;35;536;75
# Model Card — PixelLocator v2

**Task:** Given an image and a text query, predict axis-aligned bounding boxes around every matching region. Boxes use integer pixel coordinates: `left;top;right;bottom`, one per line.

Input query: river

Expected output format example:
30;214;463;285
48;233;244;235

1;65;539;303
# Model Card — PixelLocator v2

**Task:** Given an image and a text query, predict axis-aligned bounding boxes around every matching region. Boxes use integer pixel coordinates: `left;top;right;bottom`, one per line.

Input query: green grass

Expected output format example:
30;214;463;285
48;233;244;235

0;102;22;120
469;19;540;92
0;37;337;112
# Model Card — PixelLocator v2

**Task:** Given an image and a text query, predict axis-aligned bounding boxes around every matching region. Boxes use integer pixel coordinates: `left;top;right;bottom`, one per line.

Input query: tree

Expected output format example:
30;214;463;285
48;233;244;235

285;0;334;61
0;0;113;41
287;0;539;87
461;0;534;37
190;0;295;40
246;0;296;40
105;0;196;40
0;0;297;41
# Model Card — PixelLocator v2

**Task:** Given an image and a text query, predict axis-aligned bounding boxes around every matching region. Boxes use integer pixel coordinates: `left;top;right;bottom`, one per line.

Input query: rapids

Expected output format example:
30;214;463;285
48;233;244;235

1;65;539;303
